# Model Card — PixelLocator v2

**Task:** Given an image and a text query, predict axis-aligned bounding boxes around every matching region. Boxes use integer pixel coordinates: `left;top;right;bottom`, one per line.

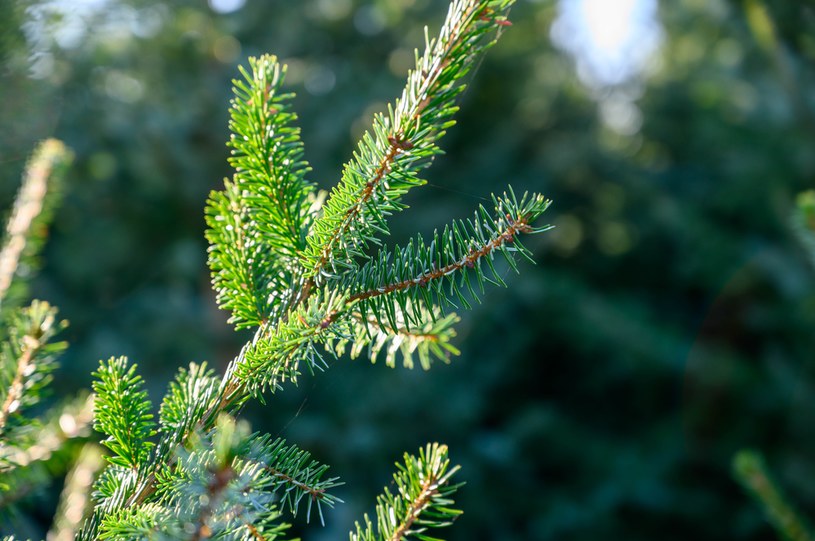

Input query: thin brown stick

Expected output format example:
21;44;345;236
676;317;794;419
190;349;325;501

389;478;437;541
0;335;39;435
260;462;326;501
349;216;531;304
308;141;402;280
306;0;486;283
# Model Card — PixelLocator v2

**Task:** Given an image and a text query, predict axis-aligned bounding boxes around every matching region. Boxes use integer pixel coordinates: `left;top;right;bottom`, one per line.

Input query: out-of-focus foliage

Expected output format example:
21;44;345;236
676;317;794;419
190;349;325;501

733;449;815;541
0;137;96;540
2;0;815;540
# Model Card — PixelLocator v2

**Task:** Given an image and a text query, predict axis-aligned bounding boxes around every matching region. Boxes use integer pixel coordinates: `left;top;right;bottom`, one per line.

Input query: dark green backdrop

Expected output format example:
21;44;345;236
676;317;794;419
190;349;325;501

2;0;814;539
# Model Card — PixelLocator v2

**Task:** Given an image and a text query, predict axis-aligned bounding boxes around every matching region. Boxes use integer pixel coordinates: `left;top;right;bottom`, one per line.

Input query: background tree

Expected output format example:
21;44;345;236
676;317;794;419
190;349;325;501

2;0;815;540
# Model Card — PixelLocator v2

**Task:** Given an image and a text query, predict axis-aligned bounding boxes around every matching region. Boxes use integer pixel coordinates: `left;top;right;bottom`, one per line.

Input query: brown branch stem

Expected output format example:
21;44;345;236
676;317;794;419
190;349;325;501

260;462;326;501
0;335;40;435
349;216;531;305
306;0;485;284
389;478;438;541
308;141;402;279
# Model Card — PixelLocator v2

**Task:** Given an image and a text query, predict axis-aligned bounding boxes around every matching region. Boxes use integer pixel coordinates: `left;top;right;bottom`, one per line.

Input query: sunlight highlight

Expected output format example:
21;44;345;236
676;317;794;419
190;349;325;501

551;0;662;88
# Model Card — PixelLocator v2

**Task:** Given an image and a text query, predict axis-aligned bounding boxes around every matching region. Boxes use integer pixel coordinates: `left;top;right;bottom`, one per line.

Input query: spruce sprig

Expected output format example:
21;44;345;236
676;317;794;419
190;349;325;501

302;0;516;281
101;415;294;540
341;307;461;370
206;55;316;330
240;432;343;522
0;139;94;535
350;443;463;541
0;300;67;438
158;362;221;447
92;357;157;469
344;189;552;329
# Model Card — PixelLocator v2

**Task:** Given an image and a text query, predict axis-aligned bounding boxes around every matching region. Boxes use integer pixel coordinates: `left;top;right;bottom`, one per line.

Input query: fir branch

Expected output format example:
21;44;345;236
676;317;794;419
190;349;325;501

97;503;170;540
339;307;461;370
227;55;315;256
84;362;247;532
350;443;462;541
0;300;67;437
242;433;342;522
302;0;517;281
237;288;348;397
206;54;315;329
158;362;221;447
118;416;291;541
98;326;336;524
345;190;551;329
0;138;72;313
206;181;272;329
92;463;140;510
92;357;157;469
77;365;222;538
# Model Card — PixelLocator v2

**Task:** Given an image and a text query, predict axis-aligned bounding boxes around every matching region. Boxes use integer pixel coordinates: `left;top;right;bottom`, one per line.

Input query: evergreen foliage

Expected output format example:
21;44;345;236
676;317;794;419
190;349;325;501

300;0;514;281
0;139;81;512
350;443;462;541
4;0;815;539
91;357;156;469
2;1;553;539
0;139;71;315
0;300;67;438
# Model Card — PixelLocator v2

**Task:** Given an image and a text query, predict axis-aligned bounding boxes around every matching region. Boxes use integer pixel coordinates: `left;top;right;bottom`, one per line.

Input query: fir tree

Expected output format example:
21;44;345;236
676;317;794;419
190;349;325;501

1;1;552;539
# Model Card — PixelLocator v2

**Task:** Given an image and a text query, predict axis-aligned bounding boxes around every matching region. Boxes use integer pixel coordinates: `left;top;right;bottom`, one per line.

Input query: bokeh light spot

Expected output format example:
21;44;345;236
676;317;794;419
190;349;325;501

304;65;336;95
551;214;584;255
317;0;352;21
208;0;245;15
213;35;241;64
551;0;662;88
355;5;386;36
597;221;637;256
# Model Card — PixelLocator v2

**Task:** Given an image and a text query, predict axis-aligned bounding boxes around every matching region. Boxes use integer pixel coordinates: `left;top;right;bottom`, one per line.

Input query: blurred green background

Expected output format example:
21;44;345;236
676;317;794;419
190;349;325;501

2;0;815;539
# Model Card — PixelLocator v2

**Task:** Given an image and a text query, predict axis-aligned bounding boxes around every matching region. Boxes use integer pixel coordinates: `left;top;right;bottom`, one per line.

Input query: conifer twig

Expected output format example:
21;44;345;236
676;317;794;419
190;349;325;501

0;139;72;310
0;301;66;437
302;0;516;282
349;206;539;303
350;443;462;541
0;337;37;435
